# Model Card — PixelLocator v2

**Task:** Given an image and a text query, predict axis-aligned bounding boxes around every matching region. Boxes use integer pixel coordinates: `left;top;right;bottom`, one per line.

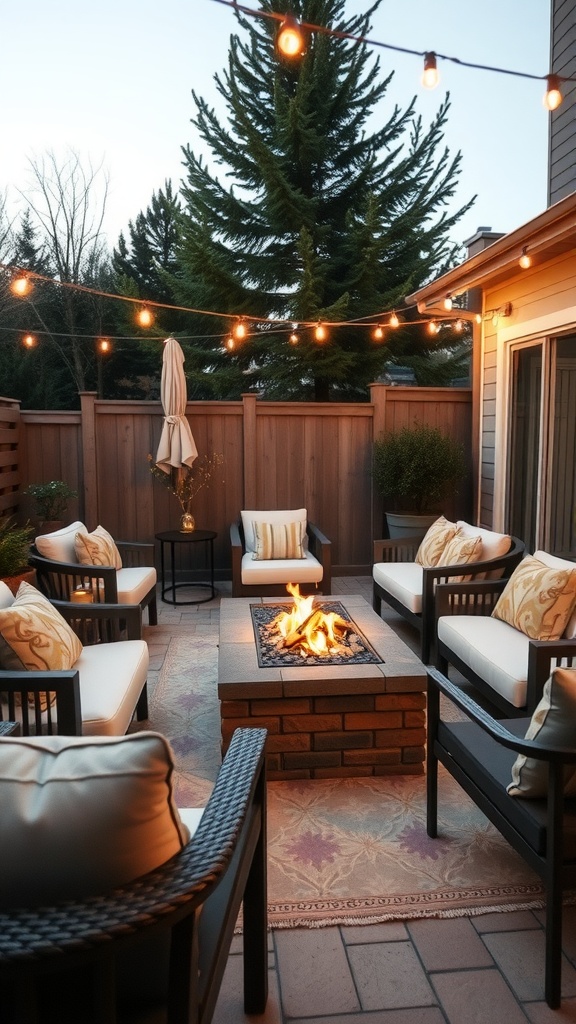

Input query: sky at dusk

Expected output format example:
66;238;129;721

3;0;550;254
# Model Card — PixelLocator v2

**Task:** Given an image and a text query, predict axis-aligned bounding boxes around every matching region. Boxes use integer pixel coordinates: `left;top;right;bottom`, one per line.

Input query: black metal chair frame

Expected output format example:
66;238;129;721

230;518;332;598
0;727;268;1024
427;666;576;1008
30;539;158;625
372;534;525;665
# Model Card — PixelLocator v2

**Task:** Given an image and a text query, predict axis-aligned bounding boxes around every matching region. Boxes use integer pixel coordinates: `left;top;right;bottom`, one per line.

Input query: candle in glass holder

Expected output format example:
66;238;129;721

71;588;94;604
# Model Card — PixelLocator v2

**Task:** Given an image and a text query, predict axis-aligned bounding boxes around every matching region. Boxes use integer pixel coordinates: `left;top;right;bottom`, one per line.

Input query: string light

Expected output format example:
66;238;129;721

136;306;154;327
372;325;384;341
428;321;439;334
10;274;32;297
443;294;453;311
519;246;532;269
389;312;400;328
314;322;328;342
97;337;112;354
224;335;235;351
421;52;439;89
232;318;247;340
543;74;563;111
289;330;299;344
275;14;305;57
22;333;37;349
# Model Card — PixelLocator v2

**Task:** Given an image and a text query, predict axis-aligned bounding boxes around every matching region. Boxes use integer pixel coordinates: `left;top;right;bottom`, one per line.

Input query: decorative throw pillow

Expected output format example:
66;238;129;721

75;525;123;569
492;555;576;640
415;516;458;568
508;667;576;798
252;519;306;560
438;532;483;582
241;508;307;554
0;580;83;672
0;731;190;908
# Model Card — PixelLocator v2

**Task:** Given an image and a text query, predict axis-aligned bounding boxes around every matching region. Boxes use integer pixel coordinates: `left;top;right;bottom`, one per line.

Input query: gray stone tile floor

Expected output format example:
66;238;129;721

144;576;576;1022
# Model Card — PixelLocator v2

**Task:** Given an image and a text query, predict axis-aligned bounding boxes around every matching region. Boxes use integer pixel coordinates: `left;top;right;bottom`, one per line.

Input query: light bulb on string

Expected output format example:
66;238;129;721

421;52;439;89
372;325;384;341
389;312;399;328
443;294;453;311
428;320;439;334
314;322;328;342
136;306;153;328
224;336;235;351
97;337;112;354
543;74;563;110
232;318;247;341
519;246;532;269
11;273;32;297
289;331;299;345
275;15;306;58
22;333;37;349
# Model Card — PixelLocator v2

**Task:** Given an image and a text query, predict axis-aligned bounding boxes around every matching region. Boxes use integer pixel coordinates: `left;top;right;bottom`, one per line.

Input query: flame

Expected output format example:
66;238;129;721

274;583;348;656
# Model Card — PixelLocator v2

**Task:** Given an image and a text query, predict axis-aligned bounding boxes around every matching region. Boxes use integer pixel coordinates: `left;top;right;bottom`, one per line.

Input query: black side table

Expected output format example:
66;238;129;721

155;530;217;605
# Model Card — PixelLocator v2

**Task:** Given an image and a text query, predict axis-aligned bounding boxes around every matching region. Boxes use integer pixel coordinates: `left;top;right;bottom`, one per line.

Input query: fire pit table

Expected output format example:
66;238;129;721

218;594;427;780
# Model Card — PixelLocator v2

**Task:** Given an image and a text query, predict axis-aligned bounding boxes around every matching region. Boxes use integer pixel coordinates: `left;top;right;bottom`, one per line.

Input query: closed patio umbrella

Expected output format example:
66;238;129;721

156;336;198;474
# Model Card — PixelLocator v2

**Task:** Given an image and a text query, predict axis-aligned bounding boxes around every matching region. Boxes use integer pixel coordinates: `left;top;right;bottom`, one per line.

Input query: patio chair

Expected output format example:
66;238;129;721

0;726;268;1024
0;579;149;735
230;507;331;597
30;520;158;625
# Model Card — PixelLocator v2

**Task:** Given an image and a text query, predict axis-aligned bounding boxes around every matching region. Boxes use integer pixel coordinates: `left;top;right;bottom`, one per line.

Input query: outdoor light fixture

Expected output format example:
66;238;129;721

289;331;299;345
443;294;453;311
314;322;327;342
519;246;532;269
11;273;32;297
224;336;235;351
428;320;439;334
97;338;112;354
421;52;439;89
389;312;399;328
276;15;305;58
137;306;154;327
372;324;384;341
543;74;563;110
22;333;37;348
232;318;247;341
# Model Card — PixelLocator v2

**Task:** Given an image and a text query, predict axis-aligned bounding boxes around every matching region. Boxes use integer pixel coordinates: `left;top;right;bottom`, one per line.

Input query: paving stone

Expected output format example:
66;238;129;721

483;929;576;1001
342;921;409;943
293;1010;446;1024
347;940;436;1010
522;995;576;1022
472;910;542;933
432;968;529;1023
407;917;494;970
212;961;282;1024
274;927;359;1017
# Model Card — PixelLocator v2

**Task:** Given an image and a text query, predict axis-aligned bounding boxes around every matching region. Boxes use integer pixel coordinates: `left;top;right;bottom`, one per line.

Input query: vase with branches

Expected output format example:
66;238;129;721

148;453;225;532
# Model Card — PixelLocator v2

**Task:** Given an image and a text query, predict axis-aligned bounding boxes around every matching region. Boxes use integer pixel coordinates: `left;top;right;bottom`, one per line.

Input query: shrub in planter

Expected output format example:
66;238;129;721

373;424;466;519
23;480;77;528
0;517;35;592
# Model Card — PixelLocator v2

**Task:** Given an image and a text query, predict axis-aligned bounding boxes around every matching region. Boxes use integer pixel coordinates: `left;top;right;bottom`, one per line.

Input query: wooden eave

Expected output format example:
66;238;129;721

406;191;576;309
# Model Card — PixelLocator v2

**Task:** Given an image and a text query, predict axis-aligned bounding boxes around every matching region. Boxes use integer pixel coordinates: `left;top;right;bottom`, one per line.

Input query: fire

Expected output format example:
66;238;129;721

274;583;349;656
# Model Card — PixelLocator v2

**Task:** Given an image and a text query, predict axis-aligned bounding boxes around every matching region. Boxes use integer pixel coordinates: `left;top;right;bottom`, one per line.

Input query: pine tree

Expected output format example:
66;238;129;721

173;0;474;400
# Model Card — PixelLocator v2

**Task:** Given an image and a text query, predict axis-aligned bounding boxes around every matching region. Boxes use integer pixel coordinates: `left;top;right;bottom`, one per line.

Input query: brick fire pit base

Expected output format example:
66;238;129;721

218;594;427;780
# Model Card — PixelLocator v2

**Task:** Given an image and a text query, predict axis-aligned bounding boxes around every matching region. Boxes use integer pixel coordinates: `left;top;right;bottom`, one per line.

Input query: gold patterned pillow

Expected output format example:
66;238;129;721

75;525;122;569
437;532;483;583
492;555;576;640
0;581;83;673
415;517;458;568
252;520;306;560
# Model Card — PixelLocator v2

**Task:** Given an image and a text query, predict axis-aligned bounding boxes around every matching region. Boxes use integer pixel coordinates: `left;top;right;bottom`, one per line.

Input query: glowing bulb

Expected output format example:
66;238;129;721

11;274;31;297
543;74;562;111
233;318;247;341
443;294;453;311
454;319;464;332
224;336;235;351
421;52;439;89
276;16;305;58
372;325;384;341
428;320;439;334
519;247;532;269
314;323;327;342
475;313;482;324
137;306;153;327
389;312;399;328
98;338;112;354
22;333;37;348
289;331;299;345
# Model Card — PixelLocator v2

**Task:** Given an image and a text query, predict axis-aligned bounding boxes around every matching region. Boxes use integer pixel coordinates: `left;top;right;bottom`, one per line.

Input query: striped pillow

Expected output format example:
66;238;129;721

252;520;306;560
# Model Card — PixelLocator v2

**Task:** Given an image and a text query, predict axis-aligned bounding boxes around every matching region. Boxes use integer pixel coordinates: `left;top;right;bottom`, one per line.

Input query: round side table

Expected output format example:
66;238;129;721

155;530;217;605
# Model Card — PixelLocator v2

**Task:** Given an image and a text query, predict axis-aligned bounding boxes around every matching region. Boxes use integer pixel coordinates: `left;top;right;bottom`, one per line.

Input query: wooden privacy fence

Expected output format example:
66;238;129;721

2;386;472;577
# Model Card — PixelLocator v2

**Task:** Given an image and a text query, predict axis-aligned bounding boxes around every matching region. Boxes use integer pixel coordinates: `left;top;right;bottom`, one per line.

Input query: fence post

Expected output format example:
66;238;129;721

79;392;98;528
242;393;258;508
369;383;389;540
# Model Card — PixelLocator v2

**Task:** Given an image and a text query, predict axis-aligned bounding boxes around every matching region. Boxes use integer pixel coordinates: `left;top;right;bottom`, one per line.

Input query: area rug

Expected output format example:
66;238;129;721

150;634;546;928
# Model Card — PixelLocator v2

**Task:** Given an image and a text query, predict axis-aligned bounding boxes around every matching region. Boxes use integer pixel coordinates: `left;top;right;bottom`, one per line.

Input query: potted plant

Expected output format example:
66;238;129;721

0;517;35;593
373;424;466;539
23;480;77;532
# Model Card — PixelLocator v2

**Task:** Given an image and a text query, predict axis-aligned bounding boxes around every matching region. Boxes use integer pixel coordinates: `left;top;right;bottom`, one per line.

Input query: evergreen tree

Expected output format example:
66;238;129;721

173;0;474;400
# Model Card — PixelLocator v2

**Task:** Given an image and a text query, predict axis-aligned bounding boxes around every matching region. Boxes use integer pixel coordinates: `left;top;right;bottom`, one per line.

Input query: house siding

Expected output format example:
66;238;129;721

548;0;576;205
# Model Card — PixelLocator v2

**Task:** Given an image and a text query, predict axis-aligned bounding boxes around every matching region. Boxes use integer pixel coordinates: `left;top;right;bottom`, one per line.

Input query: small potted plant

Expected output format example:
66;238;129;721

23;480;77;532
373;424;466;538
0;517;35;593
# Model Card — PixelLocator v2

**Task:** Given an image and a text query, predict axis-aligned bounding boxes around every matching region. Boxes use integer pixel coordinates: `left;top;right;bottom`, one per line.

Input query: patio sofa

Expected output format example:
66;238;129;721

427;665;576;1008
231;508;331;597
0;580;149;735
435;550;576;716
30;520;158;625
0;726;268;1024
372;518;525;664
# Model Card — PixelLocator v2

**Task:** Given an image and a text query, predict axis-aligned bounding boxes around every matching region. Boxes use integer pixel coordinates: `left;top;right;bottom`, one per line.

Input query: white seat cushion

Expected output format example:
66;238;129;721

75;639;149;735
116;566;157;604
372;562;424;615
241;549;322;586
35;521;86;562
438;614;530;708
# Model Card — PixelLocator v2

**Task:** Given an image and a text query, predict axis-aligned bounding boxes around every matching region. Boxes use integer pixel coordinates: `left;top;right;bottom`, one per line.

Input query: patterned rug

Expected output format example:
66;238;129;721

150;634;545;928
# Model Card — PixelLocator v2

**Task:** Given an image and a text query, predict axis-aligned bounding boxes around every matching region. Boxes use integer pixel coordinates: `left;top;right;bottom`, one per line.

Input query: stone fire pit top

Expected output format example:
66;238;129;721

218;594;426;700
